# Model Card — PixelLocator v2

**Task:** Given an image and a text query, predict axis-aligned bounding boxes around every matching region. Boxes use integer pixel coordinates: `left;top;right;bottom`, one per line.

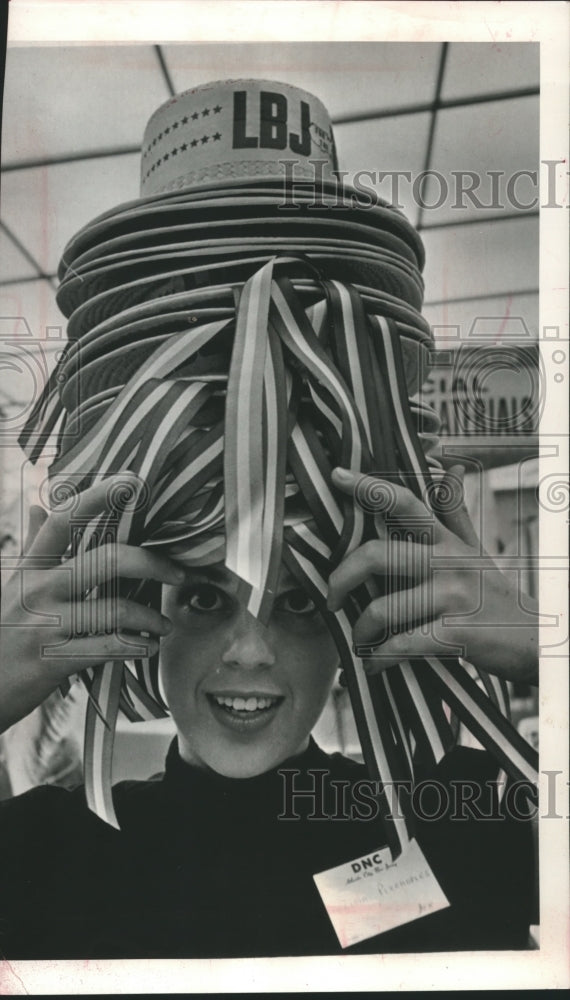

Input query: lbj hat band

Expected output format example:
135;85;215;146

21;255;538;858
139;79;338;197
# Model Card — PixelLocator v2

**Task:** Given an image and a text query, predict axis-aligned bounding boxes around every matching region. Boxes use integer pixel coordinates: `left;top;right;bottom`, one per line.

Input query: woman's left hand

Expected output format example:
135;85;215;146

327;466;538;685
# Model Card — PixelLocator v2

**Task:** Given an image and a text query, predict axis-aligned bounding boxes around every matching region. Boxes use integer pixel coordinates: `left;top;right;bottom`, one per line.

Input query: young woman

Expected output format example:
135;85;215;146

0;77;538;959
0;465;537;958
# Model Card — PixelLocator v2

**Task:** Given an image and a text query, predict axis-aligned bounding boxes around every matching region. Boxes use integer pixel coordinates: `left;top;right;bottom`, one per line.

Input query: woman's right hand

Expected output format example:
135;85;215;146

0;474;185;733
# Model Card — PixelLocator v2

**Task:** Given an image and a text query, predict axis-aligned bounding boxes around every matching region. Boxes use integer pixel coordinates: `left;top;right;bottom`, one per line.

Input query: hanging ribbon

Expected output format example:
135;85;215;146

19;256;538;858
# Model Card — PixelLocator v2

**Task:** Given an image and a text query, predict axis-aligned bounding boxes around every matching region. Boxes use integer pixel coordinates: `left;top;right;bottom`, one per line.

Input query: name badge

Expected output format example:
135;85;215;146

313;839;450;949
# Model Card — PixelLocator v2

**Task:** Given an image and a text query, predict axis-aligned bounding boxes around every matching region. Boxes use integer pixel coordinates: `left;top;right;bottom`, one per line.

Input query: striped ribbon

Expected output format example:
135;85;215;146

19;255;538;856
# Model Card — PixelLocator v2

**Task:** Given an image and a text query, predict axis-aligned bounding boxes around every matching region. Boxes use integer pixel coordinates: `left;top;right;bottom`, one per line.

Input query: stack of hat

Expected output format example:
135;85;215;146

20;80;537;851
47;80;432;447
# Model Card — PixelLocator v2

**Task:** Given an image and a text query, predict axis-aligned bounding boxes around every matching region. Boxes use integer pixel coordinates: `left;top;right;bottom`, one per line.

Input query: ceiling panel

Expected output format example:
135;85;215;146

0;153;140;274
335;112;431;228
0;229;38;282
421;216;538;304
2;45;169;164
0;41;541;359
423;291;538;344
162;42;441;120
441;42;539;101
421;95;539;224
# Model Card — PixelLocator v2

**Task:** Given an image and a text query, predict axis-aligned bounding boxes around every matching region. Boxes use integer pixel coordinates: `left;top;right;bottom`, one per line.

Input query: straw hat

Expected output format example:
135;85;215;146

56;80;427;351
140;77;339;194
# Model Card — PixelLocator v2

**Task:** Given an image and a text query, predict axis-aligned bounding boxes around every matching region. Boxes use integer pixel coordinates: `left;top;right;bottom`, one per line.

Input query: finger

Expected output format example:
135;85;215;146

69;597;172;638
331;467;451;543
57;543;185;596
44;633;161;666
354;624;463;673
28;473;144;561
435;465;480;549
327;538;432;611
351;581;447;647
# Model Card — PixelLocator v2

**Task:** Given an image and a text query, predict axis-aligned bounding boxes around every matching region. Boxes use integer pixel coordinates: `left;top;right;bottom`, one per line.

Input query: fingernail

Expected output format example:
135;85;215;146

354;640;385;657
332;467;353;484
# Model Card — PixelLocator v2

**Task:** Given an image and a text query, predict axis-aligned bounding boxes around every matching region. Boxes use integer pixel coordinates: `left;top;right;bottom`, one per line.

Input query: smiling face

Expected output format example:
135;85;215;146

160;563;339;778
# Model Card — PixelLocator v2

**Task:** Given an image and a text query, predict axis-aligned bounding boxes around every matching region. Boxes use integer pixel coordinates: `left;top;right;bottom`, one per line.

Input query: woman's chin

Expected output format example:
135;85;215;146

178;732;308;779
206;744;286;779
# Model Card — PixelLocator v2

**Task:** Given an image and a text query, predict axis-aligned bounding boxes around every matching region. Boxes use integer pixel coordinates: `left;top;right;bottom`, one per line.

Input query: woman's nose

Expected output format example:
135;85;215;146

221;612;276;670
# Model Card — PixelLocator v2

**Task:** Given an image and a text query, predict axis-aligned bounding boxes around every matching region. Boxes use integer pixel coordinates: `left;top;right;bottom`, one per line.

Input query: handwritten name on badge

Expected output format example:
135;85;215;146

313;839;450;949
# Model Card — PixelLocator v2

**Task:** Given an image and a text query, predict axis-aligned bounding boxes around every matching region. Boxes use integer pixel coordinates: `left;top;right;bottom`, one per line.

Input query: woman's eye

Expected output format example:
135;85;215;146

277;590;318;616
183;585;226;613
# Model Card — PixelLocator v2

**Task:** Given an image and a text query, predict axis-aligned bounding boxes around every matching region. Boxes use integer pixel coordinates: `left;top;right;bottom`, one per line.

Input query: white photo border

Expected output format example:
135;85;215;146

1;0;568;993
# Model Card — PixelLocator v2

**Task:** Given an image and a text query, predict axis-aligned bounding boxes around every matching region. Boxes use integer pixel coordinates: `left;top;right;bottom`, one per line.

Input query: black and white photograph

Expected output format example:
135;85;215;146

0;1;568;993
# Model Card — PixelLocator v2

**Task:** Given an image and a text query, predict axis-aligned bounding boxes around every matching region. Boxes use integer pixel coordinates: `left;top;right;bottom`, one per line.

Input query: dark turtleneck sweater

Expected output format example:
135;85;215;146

0;738;533;959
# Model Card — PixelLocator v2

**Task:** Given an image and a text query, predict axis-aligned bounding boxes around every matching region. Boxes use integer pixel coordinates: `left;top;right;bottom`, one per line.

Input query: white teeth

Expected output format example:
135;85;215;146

213;695;278;712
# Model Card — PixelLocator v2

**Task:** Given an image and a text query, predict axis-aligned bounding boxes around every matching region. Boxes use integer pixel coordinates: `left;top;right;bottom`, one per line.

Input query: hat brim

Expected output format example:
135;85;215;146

61;324;430;419
66;175;396;230
64;283;430;361
63;215;421;277
61;252;426;335
59;181;425;280
58;239;424;316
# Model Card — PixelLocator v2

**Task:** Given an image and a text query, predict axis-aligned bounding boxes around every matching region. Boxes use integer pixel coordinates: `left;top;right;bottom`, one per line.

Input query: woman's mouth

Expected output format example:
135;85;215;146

205;693;284;732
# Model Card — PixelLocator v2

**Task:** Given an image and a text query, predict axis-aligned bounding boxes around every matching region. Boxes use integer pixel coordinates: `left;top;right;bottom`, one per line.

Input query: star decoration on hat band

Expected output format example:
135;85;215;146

143;133;224;179
143;104;225;158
